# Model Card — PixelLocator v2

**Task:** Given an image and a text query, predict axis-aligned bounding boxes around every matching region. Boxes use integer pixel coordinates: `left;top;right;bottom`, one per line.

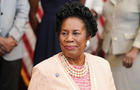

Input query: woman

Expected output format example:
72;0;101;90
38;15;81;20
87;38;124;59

101;0;140;90
28;2;116;90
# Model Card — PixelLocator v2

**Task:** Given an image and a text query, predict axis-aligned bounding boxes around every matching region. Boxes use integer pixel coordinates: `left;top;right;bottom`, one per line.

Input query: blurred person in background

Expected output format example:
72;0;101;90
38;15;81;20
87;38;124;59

28;2;116;90
97;0;140;90
0;0;30;90
85;0;103;19
29;0;39;35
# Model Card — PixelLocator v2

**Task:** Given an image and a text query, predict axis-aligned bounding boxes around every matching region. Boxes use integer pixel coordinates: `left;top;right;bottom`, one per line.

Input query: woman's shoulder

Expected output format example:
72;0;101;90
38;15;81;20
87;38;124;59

85;52;109;65
85;52;111;71
33;53;60;72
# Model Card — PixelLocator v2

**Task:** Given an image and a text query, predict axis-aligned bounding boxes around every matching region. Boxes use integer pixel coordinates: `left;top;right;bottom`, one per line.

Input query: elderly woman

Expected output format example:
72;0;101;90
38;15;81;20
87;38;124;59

28;2;116;90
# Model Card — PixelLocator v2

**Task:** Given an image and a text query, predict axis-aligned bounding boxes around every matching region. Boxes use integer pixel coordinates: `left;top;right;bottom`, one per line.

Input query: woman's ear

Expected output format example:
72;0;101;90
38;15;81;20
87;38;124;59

87;35;92;40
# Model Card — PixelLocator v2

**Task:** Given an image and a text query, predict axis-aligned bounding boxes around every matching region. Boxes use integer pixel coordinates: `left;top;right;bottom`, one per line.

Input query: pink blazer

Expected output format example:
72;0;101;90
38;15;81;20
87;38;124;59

28;52;116;90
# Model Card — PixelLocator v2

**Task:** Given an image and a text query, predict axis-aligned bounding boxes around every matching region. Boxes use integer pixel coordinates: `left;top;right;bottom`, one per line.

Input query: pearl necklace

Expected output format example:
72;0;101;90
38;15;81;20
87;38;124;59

61;54;89;78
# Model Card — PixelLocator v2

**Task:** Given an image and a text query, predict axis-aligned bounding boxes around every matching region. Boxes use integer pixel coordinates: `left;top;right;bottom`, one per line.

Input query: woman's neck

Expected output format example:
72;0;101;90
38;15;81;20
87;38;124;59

66;54;85;66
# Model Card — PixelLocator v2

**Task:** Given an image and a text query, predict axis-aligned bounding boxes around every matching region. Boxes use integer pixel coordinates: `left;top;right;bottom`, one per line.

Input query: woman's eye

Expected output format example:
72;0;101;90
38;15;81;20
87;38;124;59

73;32;80;35
61;32;68;35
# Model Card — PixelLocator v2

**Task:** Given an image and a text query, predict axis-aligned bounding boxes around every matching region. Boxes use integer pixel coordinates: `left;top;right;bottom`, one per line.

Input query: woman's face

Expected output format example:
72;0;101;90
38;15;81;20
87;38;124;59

59;17;89;58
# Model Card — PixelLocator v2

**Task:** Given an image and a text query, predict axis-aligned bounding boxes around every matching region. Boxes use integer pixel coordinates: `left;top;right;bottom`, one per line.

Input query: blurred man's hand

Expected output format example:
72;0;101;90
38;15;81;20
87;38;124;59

0;36;17;56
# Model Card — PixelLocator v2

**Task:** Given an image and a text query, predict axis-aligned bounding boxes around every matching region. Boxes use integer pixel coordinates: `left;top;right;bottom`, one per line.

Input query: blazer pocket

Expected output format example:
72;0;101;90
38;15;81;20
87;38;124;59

124;33;136;40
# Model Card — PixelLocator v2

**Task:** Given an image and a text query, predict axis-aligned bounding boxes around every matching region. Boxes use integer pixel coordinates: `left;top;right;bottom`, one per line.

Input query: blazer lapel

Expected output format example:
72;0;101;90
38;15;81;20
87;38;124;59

57;54;80;90
87;55;98;90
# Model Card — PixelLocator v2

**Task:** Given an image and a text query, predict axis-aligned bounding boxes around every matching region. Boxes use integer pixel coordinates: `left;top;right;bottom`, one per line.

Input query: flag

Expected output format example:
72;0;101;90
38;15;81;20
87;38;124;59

21;1;43;87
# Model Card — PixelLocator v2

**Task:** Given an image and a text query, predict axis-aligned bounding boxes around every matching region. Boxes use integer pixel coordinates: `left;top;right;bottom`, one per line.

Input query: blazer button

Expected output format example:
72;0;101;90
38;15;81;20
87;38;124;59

1;12;3;15
113;37;118;40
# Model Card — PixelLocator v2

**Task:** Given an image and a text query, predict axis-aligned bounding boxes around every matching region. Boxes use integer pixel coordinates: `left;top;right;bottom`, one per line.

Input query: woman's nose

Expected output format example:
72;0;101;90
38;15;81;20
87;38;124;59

65;34;73;42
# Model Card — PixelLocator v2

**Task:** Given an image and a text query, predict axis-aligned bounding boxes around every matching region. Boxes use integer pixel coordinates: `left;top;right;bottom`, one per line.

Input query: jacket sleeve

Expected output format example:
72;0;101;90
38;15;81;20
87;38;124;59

106;61;116;90
85;0;103;15
9;0;30;42
28;67;48;90
130;3;140;49
133;26;140;49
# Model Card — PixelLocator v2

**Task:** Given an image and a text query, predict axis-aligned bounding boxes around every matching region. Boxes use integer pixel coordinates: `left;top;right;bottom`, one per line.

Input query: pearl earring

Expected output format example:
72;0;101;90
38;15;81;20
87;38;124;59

85;40;90;50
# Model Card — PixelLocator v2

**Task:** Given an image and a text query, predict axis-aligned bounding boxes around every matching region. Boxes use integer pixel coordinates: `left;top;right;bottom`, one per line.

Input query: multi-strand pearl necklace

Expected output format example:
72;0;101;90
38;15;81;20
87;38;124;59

61;54;89;78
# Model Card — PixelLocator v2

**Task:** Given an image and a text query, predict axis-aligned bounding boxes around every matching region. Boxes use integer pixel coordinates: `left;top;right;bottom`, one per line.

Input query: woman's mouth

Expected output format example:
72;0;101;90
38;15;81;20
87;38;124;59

65;46;76;50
